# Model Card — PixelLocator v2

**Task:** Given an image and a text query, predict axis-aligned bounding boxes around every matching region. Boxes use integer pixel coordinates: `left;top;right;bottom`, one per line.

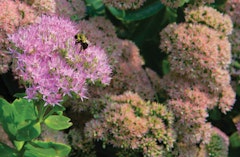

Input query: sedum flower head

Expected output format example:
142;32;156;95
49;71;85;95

159;5;235;153
160;23;232;91
160;0;214;8
185;6;233;35
102;0;146;10
26;0;86;19
0;0;36;34
0;0;37;74
9;15;111;106
68;17;157;112
84;92;176;156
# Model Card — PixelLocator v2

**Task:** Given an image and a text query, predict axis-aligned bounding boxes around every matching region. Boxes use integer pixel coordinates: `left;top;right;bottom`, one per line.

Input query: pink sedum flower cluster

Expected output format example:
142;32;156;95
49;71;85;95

9;15;111;106
84;92;176;156
160;23;232;91
24;0;86;19
160;0;214;8
0;0;37;74
0;0;36;35
67;17;157;112
185;6;233;35
159;5;235;155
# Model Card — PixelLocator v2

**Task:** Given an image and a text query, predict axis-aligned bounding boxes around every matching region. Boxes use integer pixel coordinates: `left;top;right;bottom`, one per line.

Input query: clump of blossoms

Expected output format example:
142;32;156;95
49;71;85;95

66;17;157;112
185;6;233;35
25;0;86;19
9;15;111;106
175;127;229;157
159;5;235;156
0;0;36;35
102;0;146;10
160;0;214;8
160;22;233;94
0;0;37;74
84;92;176;157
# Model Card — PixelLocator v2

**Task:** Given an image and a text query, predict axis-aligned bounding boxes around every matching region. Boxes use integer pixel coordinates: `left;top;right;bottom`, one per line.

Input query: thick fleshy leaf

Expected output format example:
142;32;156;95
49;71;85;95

16;122;41;141
85;0;105;16
0;98;38;140
0;98;18;138
107;1;164;22
13;140;25;151
0;142;18;157
162;59;170;75
13;93;27;98
52;105;65;115
44;115;72;130
12;98;38;122
230;132;240;148
23;141;71;157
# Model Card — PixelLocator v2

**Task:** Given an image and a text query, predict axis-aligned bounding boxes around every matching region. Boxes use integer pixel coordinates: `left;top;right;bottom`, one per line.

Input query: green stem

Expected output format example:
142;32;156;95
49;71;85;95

43;107;56;120
38;103;49;122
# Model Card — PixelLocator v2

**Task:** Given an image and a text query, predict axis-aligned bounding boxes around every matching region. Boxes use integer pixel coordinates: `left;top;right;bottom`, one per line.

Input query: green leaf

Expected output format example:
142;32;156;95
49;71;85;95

13;93;27;98
23;141;71;157
16;122;41;141
162;59;170;75
107;1;164;22
236;84;240;97
0;142;18;157
0;97;11;121
0;98;18;139
85;0;105;16
0;98;38;140
13;140;25;151
52;105;65;115
12;98;38;122
44;115;72;130
230;132;240;148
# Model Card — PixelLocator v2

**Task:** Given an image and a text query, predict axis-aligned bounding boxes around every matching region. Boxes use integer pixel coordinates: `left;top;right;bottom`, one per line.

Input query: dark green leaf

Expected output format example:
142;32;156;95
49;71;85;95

0;142;18;157
107;1;164;22
13;93;27;98
16;122;41;141
85;0;105;16
0;98;38;140
162;59;170;75
230;132;240;148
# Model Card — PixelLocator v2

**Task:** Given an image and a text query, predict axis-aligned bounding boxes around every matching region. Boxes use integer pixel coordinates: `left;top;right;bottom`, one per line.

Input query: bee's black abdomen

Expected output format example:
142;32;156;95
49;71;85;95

81;42;88;50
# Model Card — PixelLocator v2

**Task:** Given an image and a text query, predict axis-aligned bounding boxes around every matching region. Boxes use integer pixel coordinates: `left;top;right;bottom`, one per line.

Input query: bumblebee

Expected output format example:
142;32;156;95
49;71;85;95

74;33;89;50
